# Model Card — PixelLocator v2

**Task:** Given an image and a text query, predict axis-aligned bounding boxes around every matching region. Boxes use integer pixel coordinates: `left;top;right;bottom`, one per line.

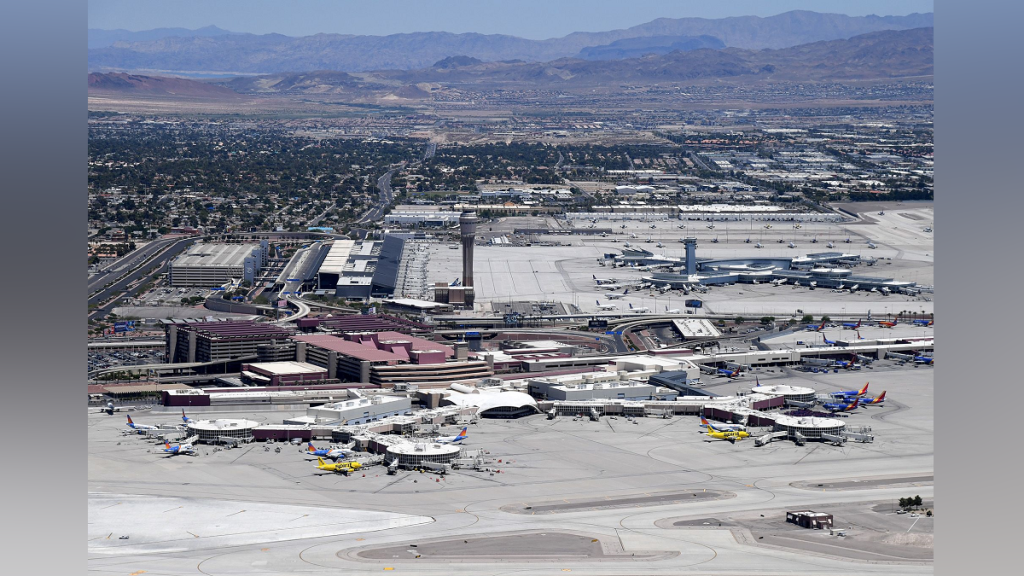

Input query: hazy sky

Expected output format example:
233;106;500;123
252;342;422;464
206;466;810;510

88;0;934;39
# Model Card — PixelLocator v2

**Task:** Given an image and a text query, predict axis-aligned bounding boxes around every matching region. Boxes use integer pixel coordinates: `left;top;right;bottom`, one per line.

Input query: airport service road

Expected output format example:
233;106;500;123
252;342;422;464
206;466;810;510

88;367;932;575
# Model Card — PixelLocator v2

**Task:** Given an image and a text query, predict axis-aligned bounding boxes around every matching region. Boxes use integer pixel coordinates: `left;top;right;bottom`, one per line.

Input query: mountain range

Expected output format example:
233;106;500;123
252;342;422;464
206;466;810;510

88;10;933;75
90;27;933;101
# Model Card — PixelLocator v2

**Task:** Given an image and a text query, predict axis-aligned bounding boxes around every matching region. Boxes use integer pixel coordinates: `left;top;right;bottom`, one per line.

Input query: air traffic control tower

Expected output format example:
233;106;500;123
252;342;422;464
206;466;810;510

683;237;697;275
459;210;479;306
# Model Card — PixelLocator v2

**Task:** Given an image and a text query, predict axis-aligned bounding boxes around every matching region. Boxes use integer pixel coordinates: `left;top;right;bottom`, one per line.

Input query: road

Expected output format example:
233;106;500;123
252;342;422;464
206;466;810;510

88;238;196;321
356;167;399;226
88;237;184;296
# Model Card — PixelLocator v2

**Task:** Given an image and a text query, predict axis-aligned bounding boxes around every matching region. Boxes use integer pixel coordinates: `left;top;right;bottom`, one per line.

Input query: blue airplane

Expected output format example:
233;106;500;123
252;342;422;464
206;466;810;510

829;382;869;399
822;397;860;413
912;319;934;326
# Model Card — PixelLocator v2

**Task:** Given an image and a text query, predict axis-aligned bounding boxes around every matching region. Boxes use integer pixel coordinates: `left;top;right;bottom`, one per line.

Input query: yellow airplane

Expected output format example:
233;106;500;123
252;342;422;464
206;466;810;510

705;428;750;443
316;456;363;475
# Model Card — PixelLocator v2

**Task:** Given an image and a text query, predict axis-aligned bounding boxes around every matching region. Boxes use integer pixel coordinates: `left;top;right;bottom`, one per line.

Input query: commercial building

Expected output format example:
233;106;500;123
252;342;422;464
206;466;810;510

170;242;268;286
529;380;677;402
786;510;834;530
772;415;846;440
750;384;817;404
301;394;413;426
166;321;294;363
386;442;462;468
240;361;328;386
186;418;259;443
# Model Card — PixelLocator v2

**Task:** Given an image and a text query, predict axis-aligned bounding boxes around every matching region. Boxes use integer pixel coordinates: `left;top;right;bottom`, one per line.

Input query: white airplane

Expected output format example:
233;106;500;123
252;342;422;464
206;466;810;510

606;289;629;300
755;242;763;249
788;242;797;248
665;306;681;314
596;300;618;311
629;303;651;313
593;275;617;285
771;278;788;286
435;427;469;444
162;439;196;456
125;415;159;431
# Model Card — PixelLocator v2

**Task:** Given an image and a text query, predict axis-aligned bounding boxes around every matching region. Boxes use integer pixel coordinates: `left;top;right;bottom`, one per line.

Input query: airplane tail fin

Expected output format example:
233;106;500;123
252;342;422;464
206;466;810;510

624;289;629;295
851;398;860;409
126;415;134;425
307;443;316;452
317;457;326;466
876;391;886;402
165;442;172;449
859;382;869;395
456;427;468;439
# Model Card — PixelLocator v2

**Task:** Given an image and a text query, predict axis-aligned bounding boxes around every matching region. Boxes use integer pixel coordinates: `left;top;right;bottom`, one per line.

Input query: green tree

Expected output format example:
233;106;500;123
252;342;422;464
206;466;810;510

801;314;814;323
734;316;745;324
760;316;775;325
913;495;922;507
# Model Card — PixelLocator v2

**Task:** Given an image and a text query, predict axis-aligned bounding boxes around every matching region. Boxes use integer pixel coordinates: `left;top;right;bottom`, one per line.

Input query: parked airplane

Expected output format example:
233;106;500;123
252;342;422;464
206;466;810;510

842;319;862;329
306;443;353;460
805;320;827;331
125;415;158;431
600;283;624;291
162;439;196;456
606;290;629;300
822;333;837;346
593;275;617;285
315;457;362;475
629;303;651;313
771;278;788;286
705;427;750;443
596;300;618;311
859;391;887;406
665;306;680;314
914;355;934;365
830;382;870;399
180;410;193;424
833;354;858;369
435;427;469;444
912;319;934;326
716;365;743;378
822;397;861;413
700;416;747;432
877;319;898;328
